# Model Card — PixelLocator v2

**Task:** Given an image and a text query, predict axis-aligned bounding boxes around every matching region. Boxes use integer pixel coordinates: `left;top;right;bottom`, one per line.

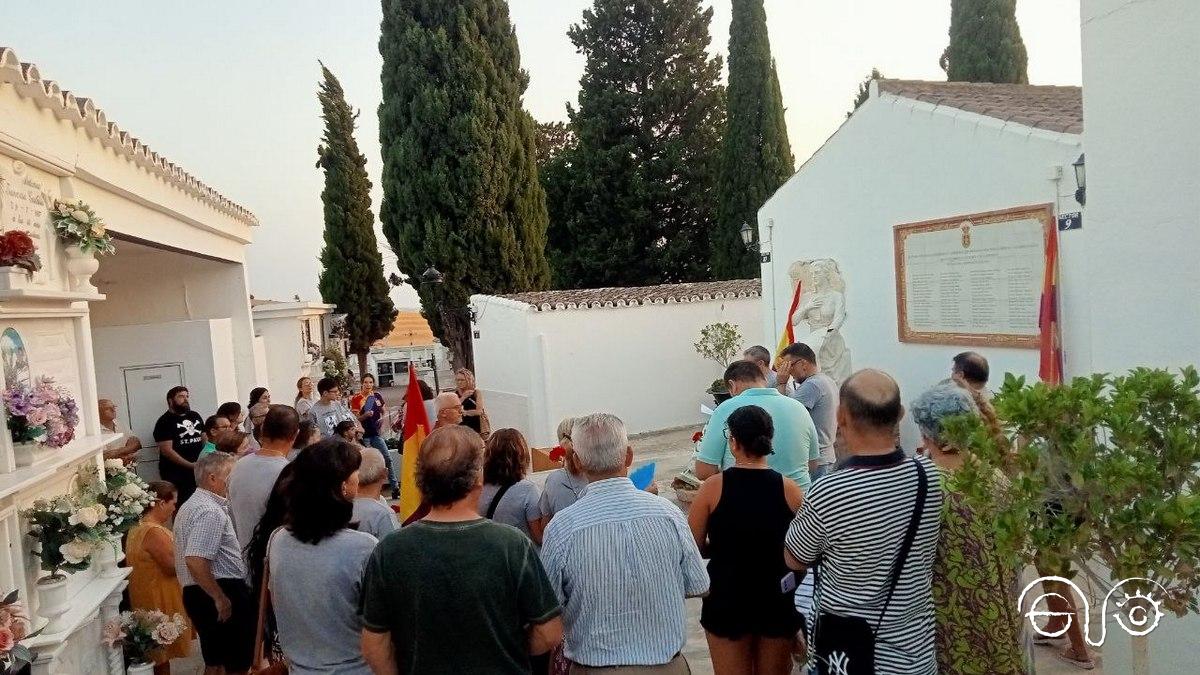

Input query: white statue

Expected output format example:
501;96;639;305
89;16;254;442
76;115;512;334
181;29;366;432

789;259;852;383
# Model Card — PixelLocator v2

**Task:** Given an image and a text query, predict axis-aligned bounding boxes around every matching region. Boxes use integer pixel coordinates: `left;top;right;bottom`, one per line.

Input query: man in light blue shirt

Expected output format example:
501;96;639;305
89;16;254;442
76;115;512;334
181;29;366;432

695;360;821;488
541;413;708;672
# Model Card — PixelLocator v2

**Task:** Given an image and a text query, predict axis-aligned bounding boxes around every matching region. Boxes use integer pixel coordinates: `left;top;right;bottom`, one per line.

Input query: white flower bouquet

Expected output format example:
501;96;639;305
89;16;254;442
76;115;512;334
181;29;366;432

50;199;115;255
21;495;107;578
79;461;154;536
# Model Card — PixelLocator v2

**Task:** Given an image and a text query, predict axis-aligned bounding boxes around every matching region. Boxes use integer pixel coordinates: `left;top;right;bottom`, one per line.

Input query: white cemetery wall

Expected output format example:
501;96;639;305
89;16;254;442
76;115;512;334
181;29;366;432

471;297;536;440
759;95;1086;447
1079;0;1200;374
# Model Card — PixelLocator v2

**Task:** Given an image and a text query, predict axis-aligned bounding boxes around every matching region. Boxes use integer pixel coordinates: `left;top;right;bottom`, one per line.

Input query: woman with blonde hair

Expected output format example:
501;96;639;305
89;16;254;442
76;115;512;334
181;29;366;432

539;417;587;524
126;481;194;675
455;368;487;436
478;428;545;544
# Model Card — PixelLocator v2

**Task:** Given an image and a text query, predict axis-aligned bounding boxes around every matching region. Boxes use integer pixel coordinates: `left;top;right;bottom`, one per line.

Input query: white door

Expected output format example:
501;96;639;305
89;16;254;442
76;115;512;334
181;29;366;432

123;364;183;480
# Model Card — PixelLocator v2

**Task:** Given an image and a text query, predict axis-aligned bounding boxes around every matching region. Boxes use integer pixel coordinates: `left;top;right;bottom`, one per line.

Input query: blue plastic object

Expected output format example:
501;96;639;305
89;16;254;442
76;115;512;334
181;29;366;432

629;462;656;490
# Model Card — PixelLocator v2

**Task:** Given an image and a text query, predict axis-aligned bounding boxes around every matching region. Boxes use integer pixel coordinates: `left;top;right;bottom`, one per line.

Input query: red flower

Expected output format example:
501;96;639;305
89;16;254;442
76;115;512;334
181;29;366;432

549;446;565;462
691;431;703;443
2;231;34;259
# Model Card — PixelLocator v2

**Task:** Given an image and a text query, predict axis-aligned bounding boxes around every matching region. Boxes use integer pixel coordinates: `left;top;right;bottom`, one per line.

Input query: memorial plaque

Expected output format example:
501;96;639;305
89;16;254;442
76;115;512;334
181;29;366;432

894;204;1052;348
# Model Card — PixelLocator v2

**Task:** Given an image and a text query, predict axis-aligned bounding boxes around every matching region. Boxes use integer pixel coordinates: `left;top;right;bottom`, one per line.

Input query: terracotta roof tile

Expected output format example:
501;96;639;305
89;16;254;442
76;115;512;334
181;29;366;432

501;279;761;312
877;79;1082;135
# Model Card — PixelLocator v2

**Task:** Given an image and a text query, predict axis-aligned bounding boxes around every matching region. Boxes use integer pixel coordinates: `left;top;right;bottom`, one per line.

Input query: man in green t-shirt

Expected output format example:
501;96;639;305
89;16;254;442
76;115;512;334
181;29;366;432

361;426;562;674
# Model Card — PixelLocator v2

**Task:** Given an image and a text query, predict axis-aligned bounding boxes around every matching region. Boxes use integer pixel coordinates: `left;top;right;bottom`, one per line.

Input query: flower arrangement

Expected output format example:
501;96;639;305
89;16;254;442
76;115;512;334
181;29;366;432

2;376;79;449
0;230;42;274
21;495;107;578
50;199;115;255
79;460;154;536
103;609;188;668
0;590;36;672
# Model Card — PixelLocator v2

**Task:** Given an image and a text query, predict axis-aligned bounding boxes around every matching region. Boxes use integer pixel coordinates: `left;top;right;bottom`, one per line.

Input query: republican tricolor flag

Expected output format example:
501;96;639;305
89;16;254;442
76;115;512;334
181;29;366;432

1038;225;1063;385
398;364;431;522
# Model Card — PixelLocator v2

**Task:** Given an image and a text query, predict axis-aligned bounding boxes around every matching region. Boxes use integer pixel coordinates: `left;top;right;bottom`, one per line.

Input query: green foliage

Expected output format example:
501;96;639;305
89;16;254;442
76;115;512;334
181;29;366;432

379;0;550;367
316;63;397;370
711;0;793;280
535;121;575;168
848;68;883;117
694;322;744;370
546;0;725;289
22;495;106;577
940;0;1029;84
947;368;1200;617
321;346;349;392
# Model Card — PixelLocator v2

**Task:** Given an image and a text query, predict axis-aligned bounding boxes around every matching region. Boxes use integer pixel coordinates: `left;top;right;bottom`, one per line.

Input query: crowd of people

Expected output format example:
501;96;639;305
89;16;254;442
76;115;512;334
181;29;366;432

102;351;1088;675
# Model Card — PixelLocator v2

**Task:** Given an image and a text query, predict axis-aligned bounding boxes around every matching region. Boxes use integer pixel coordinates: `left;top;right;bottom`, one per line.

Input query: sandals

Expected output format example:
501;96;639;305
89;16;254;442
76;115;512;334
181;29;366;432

1055;646;1096;671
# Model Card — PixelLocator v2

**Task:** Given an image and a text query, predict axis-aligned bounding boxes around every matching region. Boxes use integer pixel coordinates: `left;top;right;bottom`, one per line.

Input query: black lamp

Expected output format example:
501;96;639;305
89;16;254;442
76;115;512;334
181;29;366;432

420;266;444;285
1072;153;1086;207
739;222;755;250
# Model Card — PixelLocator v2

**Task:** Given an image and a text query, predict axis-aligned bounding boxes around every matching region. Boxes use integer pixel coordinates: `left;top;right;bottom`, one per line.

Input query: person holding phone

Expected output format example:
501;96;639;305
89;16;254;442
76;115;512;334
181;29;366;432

351;374;398;499
688;405;805;675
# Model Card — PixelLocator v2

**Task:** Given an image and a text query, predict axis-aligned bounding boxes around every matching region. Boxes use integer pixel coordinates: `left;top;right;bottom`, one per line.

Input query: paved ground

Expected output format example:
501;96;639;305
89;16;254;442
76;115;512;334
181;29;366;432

171;425;1099;674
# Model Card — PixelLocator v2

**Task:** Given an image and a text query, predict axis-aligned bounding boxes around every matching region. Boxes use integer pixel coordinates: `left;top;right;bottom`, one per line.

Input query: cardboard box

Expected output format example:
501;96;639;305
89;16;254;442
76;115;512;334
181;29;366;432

532;447;562;473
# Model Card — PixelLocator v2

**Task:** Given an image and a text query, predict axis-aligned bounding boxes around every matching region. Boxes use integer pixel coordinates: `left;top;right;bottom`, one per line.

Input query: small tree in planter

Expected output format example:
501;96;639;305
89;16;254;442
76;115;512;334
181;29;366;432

693;322;744;405
946;368;1200;675
22;494;107;632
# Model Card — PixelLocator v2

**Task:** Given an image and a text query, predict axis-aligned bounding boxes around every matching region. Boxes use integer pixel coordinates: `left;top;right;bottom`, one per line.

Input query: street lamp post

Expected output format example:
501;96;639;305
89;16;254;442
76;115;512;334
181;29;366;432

418;265;474;373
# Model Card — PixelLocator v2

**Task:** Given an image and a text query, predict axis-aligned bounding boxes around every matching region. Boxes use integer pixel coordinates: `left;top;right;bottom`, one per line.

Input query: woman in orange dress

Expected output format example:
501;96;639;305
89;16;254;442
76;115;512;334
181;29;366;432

126;481;195;675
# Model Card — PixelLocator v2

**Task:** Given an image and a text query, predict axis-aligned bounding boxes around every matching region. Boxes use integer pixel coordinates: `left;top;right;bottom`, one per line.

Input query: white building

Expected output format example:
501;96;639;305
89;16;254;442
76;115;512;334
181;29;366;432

251;298;336;403
362;310;450;390
758;78;1084;447
471;280;761;447
0;46;260;673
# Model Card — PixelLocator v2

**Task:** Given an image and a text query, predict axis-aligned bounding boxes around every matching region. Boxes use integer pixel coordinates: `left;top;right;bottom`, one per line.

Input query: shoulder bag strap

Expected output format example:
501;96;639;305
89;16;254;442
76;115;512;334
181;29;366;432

873;458;928;632
486;483;514;520
253;527;285;670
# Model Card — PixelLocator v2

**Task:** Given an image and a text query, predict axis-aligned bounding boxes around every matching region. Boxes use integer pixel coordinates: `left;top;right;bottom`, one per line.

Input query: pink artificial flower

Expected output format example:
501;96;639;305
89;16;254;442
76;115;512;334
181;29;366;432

25;406;48;426
0;626;15;652
101;619;125;647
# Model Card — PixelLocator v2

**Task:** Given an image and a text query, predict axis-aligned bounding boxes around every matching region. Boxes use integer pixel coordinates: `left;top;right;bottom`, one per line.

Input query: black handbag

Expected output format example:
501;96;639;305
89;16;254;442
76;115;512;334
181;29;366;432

813;459;928;675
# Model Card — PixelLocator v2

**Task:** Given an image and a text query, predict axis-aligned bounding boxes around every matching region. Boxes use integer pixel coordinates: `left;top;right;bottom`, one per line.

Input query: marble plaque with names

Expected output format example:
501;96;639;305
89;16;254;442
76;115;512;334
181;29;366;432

894;205;1052;348
0;160;55;284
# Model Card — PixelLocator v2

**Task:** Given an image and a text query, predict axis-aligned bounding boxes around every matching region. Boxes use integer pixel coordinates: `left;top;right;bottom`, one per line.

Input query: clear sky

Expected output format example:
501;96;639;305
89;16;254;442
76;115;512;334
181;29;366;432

1;0;1081;309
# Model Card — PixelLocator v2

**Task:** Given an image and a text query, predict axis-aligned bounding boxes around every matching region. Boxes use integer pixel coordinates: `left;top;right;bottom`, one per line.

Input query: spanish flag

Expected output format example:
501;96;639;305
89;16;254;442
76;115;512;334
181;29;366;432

398;364;431;521
1038;225;1063;385
775;279;804;357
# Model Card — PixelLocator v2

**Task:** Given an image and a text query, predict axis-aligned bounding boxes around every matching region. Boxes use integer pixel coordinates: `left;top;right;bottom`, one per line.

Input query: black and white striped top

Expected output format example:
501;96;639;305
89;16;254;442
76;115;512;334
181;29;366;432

785;449;943;675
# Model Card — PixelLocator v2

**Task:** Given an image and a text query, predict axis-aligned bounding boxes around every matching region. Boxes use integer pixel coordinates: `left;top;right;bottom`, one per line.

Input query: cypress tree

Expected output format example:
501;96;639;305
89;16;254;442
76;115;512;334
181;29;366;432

546;0;725;288
379;0;550;369
711;0;793;280
941;0;1029;84
316;63;397;379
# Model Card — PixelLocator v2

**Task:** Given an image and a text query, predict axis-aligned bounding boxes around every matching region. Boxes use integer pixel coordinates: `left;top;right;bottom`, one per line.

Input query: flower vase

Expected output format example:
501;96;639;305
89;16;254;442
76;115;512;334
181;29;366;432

36;574;71;634
0;266;32;292
95;534;124;578
13;440;55;468
126;662;155;675
63;246;100;294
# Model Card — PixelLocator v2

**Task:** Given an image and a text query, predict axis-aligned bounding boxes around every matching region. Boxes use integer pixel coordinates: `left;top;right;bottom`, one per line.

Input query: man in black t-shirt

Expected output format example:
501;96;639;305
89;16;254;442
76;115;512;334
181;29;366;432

153;386;206;504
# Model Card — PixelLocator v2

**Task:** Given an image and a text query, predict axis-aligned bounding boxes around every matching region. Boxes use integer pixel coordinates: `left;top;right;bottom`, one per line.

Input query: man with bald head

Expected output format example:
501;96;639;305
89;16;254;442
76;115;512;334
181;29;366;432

99;398;141;464
784;369;943;674
361;426;562;674
433;392;464;430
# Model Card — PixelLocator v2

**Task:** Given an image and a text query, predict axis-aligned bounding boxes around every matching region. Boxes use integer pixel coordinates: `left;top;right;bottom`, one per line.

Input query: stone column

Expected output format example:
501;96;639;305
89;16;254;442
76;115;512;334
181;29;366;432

100;586;125;675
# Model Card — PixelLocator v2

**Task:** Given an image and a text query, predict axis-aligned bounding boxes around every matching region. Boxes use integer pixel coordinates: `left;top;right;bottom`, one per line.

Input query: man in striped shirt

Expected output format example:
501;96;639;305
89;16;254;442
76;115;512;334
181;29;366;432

784;369;942;675
541;413;709;674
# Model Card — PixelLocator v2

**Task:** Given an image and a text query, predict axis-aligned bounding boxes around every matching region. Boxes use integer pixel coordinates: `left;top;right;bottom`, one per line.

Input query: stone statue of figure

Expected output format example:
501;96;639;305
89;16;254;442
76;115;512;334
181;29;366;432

789;259;853;383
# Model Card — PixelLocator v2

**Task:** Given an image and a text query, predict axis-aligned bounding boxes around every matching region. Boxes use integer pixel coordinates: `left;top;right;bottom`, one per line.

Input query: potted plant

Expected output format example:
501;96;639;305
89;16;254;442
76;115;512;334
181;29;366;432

947;368;1200;675
50;198;114;294
693;322;744;406
0;230;42;291
21;495;106;633
79;460;153;578
322;345;350;391
103;610;188;675
3;376;80;467
0;589;37;674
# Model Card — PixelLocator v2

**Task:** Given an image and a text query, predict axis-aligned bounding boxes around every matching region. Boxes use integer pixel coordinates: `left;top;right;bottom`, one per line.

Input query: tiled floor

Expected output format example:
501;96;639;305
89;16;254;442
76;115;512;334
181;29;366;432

173;424;1102;674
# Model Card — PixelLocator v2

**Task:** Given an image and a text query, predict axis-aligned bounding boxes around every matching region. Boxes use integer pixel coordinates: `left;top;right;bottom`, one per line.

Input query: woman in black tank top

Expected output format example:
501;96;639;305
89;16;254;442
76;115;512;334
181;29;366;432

688;405;805;675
